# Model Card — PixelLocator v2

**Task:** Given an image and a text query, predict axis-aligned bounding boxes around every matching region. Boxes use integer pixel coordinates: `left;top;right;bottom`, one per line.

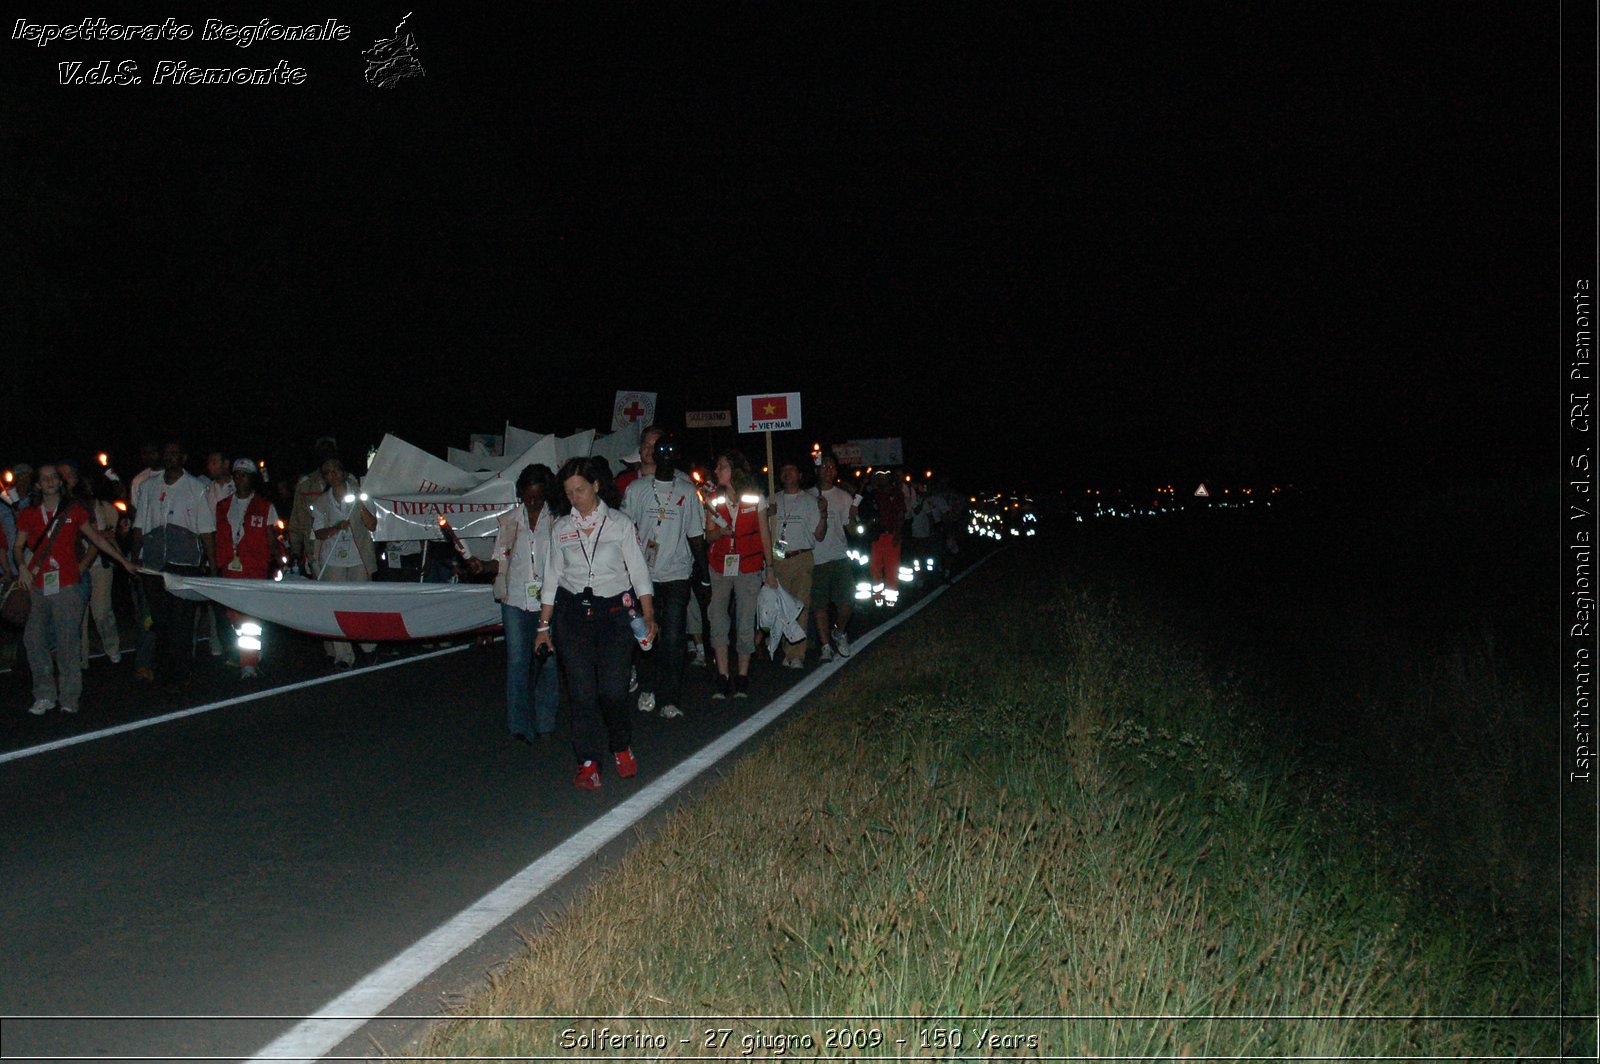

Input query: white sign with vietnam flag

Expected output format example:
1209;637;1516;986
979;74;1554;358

737;391;803;433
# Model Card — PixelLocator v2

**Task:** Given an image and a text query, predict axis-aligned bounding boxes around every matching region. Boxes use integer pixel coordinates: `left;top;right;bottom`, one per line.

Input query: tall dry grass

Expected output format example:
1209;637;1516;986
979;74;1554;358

406;539;1569;1059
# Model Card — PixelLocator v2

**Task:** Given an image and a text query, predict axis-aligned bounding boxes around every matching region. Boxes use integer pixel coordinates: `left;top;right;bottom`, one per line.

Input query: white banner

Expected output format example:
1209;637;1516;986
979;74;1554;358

504;423;545;457
446;446;514;473
361;429;647;542
592;423;642;471
166;573;499;641
363;432;562;541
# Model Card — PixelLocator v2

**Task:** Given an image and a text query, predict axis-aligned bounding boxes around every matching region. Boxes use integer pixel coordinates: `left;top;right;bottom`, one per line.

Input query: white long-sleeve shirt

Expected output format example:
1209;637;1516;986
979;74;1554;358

491;503;553;612
540;502;654;604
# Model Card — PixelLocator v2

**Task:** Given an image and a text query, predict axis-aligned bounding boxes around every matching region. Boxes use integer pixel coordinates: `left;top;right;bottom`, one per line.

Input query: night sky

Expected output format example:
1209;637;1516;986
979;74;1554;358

3;2;1555;492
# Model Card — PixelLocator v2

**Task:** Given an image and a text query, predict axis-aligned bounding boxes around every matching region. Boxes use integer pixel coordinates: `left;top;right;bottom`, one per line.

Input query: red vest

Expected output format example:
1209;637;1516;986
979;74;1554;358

216;494;276;579
708;495;766;575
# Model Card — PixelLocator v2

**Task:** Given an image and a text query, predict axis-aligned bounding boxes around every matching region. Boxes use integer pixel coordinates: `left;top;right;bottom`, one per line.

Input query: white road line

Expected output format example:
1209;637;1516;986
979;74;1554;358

0;643;476;768
246;552;1002;1064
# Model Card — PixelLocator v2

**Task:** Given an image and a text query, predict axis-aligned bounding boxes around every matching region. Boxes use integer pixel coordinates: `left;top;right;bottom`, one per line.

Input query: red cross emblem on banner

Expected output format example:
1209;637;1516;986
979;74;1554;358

621;400;648;422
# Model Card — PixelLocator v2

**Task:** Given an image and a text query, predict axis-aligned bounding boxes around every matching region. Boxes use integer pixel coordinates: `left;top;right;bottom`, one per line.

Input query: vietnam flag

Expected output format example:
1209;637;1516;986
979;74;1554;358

752;395;789;420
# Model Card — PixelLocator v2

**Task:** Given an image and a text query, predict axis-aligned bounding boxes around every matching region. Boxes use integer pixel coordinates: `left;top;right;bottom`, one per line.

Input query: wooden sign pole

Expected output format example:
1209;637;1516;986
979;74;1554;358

764;430;776;497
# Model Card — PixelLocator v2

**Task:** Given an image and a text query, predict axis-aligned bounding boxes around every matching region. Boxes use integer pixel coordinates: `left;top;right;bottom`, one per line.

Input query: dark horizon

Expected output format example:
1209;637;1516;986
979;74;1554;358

4;2;1554;493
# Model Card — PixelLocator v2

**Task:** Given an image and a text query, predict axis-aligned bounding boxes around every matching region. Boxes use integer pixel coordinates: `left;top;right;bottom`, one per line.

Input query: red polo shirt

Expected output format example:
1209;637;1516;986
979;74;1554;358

16;502;92;590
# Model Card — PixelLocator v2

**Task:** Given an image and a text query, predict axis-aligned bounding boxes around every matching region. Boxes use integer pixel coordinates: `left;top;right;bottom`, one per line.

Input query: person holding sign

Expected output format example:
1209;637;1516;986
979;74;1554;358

534;456;657;790
703;449;775;699
311;456;378;669
467;464;559;743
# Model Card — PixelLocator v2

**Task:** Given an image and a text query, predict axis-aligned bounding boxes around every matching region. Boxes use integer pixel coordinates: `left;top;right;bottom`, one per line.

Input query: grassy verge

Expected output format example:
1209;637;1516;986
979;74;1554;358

410;539;1569;1059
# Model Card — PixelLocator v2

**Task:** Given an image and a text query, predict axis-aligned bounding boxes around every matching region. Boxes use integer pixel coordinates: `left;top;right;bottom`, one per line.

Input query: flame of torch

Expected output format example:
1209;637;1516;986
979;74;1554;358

437;514;469;558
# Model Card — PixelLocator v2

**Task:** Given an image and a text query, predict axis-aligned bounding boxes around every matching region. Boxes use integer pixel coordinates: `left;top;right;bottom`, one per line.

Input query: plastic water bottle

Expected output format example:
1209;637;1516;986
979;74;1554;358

629;613;653;650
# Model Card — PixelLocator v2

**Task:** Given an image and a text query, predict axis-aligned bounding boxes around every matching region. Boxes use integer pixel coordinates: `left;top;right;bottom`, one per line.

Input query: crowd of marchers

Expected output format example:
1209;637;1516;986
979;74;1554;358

0;431;966;791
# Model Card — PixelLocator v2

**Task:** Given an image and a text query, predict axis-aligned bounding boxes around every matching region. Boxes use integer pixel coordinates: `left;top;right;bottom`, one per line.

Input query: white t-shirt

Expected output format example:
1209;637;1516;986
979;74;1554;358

770;489;822;554
622;472;705;583
128;467;159;512
910;490;950;538
813;485;854;564
205;476;235;515
134;472;216;535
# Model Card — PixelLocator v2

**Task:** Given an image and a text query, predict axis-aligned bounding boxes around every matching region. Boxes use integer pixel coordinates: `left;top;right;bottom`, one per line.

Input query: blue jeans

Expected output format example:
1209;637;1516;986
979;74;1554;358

638;578;690;706
503;604;560;737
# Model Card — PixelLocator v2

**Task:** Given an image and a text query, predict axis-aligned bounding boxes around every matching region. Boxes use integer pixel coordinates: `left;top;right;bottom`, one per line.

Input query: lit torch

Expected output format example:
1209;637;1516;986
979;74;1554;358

436;513;470;559
272;518;290;579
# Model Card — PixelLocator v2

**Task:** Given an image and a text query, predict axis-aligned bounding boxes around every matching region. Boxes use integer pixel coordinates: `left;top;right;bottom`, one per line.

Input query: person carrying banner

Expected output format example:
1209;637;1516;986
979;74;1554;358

622;432;705;719
14;463;138;714
288;436;339;572
534;456;656;790
310;456;379;669
194;450;234;659
703;449;776;699
78;474;126;667
467;463;559;743
130;440;217;689
215;458;280;680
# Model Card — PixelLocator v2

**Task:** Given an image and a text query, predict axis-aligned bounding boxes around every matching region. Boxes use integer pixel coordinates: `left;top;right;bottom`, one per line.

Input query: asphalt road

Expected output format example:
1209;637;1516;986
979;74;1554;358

0;560;969;1063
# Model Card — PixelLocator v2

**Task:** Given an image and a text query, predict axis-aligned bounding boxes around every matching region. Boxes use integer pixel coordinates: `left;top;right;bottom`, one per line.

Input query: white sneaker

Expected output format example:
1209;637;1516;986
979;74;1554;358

833;631;851;657
782;658;804;670
240;665;259;680
819;644;834;663
28;699;55;715
108;651;121;664
659;703;683;719
637;690;656;713
628;666;639;693
60;703;78;714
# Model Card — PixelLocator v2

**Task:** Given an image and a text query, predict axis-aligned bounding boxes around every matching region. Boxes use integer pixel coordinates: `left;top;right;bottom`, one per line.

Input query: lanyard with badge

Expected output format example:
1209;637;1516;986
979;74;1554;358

717;496;757;576
774;493;806;559
227;498;248;572
574;513;607;614
325;493;358;568
523;509;543;603
645;481;676;569
36;505;64;596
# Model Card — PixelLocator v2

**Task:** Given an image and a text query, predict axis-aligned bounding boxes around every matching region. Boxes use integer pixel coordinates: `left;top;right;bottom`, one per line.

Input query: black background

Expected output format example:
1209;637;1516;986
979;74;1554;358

3;2;1555;492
